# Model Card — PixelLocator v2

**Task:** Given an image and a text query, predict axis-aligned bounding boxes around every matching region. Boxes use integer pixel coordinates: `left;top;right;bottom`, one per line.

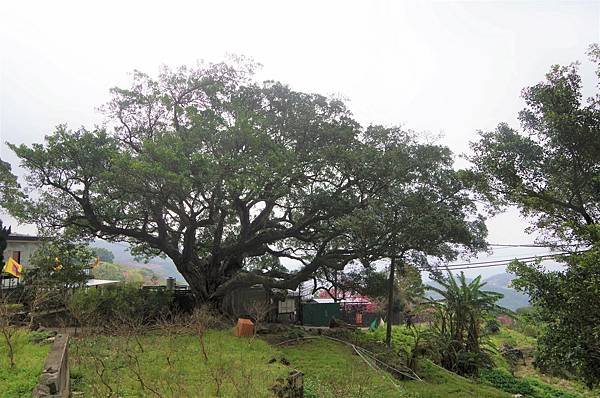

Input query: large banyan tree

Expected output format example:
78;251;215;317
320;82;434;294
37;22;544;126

9;61;486;302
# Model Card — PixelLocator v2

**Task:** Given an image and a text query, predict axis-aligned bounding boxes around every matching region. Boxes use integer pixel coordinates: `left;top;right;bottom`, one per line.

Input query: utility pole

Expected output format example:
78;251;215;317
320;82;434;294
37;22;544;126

385;255;396;347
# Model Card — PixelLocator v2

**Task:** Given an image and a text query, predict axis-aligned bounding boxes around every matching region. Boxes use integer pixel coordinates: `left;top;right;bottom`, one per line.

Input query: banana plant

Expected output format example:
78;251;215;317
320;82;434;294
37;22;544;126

427;271;504;375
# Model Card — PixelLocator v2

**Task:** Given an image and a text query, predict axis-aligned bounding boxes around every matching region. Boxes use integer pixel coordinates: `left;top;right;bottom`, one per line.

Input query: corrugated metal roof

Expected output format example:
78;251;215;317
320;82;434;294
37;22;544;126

85;279;121;287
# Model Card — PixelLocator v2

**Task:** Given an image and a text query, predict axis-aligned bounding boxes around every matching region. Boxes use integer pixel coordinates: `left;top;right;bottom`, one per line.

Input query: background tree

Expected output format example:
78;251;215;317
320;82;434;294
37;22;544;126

23;239;93;325
470;45;600;387
0;220;10;268
395;264;425;326
343;263;423;324
469;47;600;247
0;159;22;216
92;247;115;263
344;264;389;300
509;249;600;388
0;159;19;266
26;240;92;289
344;126;488;346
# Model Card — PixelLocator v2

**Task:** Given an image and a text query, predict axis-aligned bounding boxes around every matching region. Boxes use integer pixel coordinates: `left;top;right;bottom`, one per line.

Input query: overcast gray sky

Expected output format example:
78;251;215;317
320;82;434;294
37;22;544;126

1;0;598;277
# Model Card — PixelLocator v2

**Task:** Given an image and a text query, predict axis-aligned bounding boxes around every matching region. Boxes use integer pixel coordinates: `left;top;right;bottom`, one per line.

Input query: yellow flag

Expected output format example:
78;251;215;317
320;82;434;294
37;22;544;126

53;257;63;272
3;257;23;278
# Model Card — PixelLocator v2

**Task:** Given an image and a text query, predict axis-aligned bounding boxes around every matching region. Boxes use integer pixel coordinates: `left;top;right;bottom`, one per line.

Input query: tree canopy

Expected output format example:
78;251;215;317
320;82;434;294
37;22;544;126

341;126;487;344
509;249;600;388
0;159;18;264
469;47;600;246
9;61;485;303
25;240;92;289
0;158;21;214
471;45;600;388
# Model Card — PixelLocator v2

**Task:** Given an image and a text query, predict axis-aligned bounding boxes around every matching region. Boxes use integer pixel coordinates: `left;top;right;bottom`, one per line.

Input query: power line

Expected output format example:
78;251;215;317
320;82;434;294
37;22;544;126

488;242;582;248
438;252;571;268
418;259;543;271
417;250;586;272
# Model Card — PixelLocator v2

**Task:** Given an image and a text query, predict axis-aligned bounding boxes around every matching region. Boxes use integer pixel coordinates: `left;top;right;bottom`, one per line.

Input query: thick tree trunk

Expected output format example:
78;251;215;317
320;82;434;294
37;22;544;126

176;262;211;303
175;258;249;307
386;256;396;347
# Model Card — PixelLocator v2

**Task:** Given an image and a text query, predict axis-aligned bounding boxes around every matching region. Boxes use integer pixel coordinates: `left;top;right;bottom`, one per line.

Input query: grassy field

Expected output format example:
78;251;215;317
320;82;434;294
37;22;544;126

280;337;512;398
69;325;600;398
360;324;599;398
0;330;51;398
488;326;536;351
71;328;513;398
70;330;290;397
280;337;404;398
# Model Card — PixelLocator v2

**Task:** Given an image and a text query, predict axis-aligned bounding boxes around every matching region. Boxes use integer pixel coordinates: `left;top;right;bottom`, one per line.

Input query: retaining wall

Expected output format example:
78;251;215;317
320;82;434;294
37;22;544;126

32;334;70;398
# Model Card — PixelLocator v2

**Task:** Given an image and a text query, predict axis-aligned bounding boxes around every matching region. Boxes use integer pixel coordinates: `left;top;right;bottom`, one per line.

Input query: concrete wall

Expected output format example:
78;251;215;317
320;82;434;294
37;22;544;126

32;334;70;398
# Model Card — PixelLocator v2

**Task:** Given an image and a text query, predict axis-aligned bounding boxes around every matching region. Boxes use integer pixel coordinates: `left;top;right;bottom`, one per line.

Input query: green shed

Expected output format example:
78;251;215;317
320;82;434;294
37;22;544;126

301;302;340;327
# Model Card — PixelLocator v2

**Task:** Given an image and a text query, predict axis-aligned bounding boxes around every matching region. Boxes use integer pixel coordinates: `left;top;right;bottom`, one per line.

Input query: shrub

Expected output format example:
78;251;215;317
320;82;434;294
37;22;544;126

68;283;173;327
524;377;582;398
1;303;23;313
486;319;501;334
28;330;55;344
480;368;535;395
480;368;581;398
427;272;503;376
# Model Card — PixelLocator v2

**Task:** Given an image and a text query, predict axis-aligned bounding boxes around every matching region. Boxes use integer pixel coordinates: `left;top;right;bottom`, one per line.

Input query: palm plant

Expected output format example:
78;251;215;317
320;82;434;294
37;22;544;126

427;271;504;375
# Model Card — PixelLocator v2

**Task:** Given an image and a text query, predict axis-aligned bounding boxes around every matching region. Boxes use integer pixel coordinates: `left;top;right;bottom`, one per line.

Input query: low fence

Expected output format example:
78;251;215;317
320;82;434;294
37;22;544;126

32;334;70;398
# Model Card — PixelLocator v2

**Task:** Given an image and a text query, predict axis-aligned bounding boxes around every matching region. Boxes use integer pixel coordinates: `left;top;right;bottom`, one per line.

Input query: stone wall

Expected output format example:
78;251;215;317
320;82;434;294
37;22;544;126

32;334;70;398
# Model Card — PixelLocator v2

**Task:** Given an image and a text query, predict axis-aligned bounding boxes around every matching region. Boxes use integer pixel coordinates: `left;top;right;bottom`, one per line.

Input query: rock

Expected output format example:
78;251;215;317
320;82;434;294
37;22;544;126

280;357;290;366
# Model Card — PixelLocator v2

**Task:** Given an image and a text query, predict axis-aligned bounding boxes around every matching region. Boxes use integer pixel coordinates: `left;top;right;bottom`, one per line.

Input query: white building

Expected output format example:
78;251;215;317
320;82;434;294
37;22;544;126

1;234;121;291
2;233;42;288
5;233;43;268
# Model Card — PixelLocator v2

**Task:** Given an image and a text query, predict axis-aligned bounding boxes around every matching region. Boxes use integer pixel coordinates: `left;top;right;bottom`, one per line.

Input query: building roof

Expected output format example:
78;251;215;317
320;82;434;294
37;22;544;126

6;233;42;242
311;298;336;304
85;279;121;287
310;297;372;305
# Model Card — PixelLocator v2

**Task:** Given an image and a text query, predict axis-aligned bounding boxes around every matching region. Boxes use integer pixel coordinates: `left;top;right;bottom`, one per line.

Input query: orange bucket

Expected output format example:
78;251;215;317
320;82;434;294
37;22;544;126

234;318;254;337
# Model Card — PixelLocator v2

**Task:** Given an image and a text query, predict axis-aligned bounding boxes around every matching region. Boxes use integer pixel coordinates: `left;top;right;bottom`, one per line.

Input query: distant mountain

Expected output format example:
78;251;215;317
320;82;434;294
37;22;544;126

93;261;163;284
483;272;515;288
91;240;184;282
482;272;529;310
425;272;530;311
